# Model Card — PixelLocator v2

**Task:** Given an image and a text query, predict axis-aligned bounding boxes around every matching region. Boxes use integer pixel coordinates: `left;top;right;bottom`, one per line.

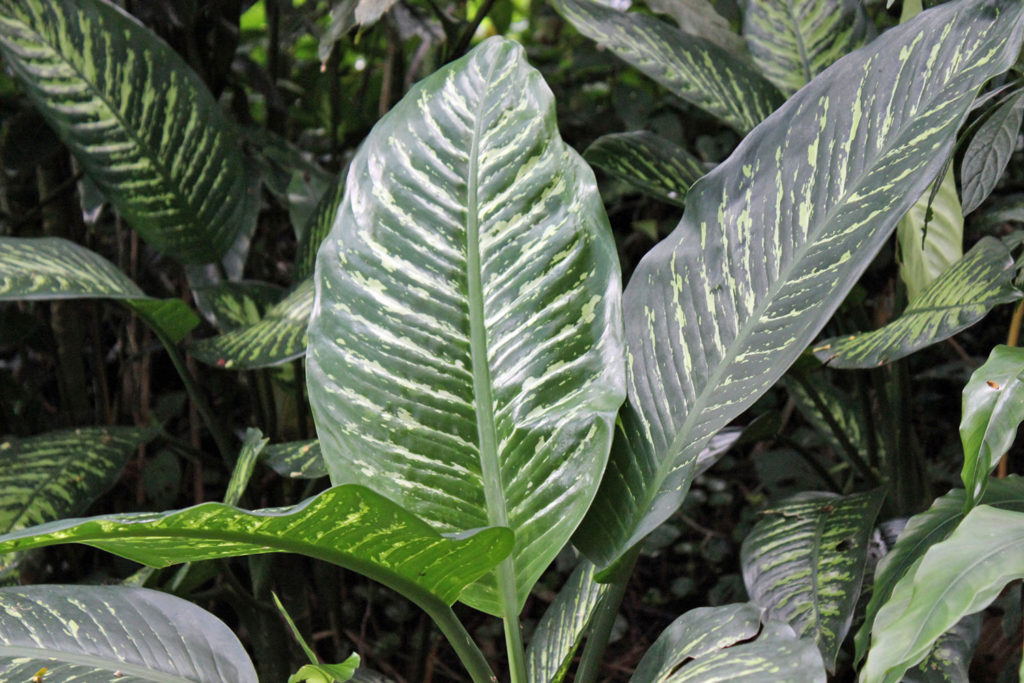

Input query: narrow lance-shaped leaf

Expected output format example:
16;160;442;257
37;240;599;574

296;172;347;281
813;238;1020;369
630;603;826;682
0;585;258;682
191;279;313;370
584;131;705;208
643;0;747;55
551;0;784;133
741;490;886;671
742;0;869;95
0;0;255;263
862;506;1024;683
574;0;1024;576
0;484;513;609
306;37;625;615
0;236;199;342
960;345;1024;509
961;88;1024;215
897;166;963;302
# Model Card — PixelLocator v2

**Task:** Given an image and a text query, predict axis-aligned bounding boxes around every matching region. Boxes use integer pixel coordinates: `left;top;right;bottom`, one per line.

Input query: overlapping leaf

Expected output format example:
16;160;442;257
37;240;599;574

551;0;783;133
296;172;347;280
862;505;1024;683
584;131;705;208
262;439;327;479
574;0;1024;575
191;279;313;369
630;603;826;682
813;238;1020;369
741;490;886;670
0;484;513;607
306;37;624;615
743;0;868;95
0;236;199;342
0;0;255;263
897;167;963;302
962;88;1024;214
643;0;746;54
192;281;285;332
0;585;258;681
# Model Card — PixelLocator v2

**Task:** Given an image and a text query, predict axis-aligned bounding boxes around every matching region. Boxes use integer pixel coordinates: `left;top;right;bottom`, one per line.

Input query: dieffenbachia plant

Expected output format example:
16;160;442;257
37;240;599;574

0;0;1023;681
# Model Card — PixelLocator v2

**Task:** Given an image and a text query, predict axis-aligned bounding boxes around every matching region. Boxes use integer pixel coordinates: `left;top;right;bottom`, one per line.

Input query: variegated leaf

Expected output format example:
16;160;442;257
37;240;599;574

0;585;258;682
306;37;625;616
574;0;1024;576
902;615;979;683
551;0;783;133
0;236;200;342
783;372;880;461
192;280;285;332
0;484;513;608
863;505;1024;683
224;428;267;507
630;603;826;682
813;238;1020;369
0;0;255;263
191;279;313;370
296;172;346;281
897;166;963;302
743;0;869;95
525;560;607;683
262;440;327;479
962;88;1024;215
643;0;747;54
584;131;705;208
741;490;886;670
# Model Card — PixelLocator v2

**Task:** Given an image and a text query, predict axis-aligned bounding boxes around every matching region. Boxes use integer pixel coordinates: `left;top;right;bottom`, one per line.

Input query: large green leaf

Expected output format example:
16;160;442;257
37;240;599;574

902;615;979;683
525;560;607;683
0;584;257;681
550;0;784;133
862;505;1024;683
961;88;1024;215
0;427;152;577
584;131;705;208
812;238;1020;369
853;477;1024;663
630;603;826;682
741;490;885;670
574;0;1024;576
191;279;313;369
0;236;199;342
306;37;625;615
0;0;255;264
960;345;1024;508
0;484;513;608
742;0;868;95
897;166;963;302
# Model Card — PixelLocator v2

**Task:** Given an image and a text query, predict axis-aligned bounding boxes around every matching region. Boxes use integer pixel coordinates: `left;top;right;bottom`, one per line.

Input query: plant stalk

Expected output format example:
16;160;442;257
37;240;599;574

421;599;497;683
574;546;639;683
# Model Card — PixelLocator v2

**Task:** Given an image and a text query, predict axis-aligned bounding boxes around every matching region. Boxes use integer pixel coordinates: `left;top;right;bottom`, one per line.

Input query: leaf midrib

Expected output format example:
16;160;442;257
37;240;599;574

0;646;198;683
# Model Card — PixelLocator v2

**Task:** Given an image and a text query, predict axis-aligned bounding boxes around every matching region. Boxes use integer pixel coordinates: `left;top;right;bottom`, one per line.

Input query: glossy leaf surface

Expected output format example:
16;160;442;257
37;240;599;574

192;279;313;370
863;505;1024;683
0;585;257;681
962;88;1024;214
0;0;254;263
896;166;963;302
960;345;1024;508
743;0;868;94
631;603;826;682
0;485;513;608
575;0;1024;575
551;0;783;133
584;131;706;208
741;490;886;670
813;238;1019;369
306;37;625;615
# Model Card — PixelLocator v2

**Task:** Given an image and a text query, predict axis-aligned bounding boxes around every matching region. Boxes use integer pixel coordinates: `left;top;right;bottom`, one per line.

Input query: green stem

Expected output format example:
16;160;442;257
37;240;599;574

421;600;497;683
498;558;528;683
574;547;639;683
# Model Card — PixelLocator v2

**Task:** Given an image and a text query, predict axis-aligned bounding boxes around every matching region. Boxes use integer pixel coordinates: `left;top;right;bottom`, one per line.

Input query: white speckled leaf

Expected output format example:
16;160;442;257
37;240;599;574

574;0;1024;576
306;37;625;616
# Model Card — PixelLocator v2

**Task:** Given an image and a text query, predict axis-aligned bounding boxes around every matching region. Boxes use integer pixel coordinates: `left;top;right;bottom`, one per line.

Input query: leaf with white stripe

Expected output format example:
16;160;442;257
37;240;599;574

743;0;869;95
897;166;963;302
0;0;255;263
191;279;313;369
296;172;347;281
0;236;199;343
262;440;327;479
306;36;625;616
741;490;886;670
813;238;1020;369
573;0;1024;575
551;0;783;134
584;131;705;208
0;484;513;609
0;585;257;682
